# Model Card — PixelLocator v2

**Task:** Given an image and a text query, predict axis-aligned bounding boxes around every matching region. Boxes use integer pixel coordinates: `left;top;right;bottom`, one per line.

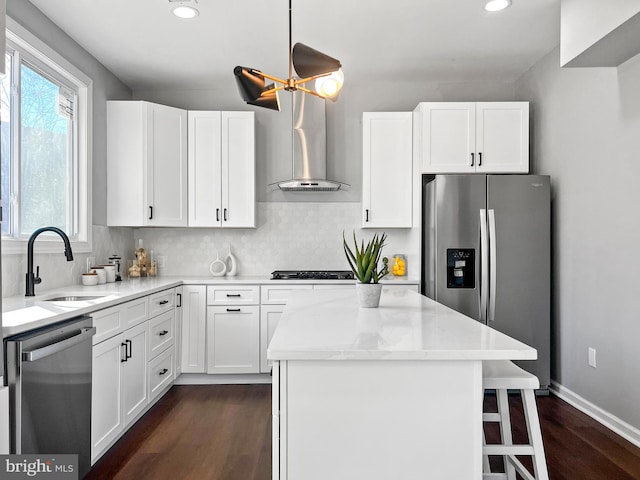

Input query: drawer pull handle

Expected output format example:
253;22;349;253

226;308;241;312
159;368;169;376
159;300;169;305
159;330;169;336
226;294;241;297
121;343;128;363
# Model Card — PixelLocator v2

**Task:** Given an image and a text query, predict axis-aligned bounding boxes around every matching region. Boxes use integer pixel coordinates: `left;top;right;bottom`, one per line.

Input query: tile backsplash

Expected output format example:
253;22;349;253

1;203;419;298
134;202;420;278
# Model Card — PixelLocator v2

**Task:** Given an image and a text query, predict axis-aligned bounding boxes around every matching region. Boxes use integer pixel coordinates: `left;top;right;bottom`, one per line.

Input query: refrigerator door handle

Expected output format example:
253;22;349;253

488;209;497;322
479;209;488;323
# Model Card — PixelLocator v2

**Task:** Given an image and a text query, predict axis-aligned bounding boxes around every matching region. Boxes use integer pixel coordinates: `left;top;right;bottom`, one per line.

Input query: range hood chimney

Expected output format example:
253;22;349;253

272;91;349;192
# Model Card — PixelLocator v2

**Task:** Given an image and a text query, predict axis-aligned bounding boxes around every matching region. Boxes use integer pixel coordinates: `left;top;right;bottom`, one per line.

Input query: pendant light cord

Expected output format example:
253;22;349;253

288;0;293;82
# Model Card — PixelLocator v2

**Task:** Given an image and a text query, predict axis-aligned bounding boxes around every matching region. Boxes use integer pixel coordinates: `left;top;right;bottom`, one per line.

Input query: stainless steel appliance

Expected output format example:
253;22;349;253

271;270;354;280
423;174;550;389
5;316;96;477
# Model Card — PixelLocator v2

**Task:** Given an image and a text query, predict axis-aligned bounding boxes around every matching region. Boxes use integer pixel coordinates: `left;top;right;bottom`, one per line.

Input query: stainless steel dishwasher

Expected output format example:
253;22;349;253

4;316;96;478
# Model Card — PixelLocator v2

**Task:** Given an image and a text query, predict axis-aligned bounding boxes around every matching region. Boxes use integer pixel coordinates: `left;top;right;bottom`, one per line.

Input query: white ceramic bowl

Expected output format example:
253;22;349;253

82;274;99;286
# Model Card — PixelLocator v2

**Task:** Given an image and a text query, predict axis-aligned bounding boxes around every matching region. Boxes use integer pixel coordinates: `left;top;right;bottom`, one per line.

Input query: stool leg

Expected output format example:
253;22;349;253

497;389;516;480
522;390;549;480
482;426;491;473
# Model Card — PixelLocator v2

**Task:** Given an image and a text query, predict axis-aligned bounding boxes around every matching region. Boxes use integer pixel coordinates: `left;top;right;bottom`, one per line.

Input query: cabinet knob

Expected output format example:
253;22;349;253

159;330;169;336
159;368;169;376
159;300;169;305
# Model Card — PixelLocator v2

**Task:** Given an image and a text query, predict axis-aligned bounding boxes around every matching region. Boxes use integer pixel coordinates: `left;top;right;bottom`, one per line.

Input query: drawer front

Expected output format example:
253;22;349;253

149;310;175;359
260;285;313;305
207;285;259;305
92;305;122;344
148;346;174;402
148;288;176;318
123;297;149;328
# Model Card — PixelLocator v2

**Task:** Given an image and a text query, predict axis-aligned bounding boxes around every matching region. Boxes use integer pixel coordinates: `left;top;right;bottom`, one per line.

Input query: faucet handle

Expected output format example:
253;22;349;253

34;265;42;285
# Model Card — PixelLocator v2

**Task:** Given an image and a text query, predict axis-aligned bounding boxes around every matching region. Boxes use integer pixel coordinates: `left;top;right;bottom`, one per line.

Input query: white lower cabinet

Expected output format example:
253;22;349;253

91;287;176;464
181;285;207;373
207;306;260;374
91;320;148;463
149;346;175;402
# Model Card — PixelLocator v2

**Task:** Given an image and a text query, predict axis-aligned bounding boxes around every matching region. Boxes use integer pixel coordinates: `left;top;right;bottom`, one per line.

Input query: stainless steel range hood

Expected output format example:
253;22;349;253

272;91;349;191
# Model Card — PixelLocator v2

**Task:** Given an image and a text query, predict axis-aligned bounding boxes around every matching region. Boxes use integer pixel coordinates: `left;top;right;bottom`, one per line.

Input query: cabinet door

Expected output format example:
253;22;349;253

207;305;260;374
188;111;223;227
91;334;124;463
222;112;255;228
122;322;149;427
175;286;183;377
476;102;529;173
181;285;207;373
260;305;284;373
146;102;188;226
362;112;413;228
418;102;476;173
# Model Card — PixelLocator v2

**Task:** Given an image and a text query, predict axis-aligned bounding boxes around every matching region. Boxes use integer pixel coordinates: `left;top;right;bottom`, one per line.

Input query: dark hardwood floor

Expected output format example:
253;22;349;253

86;385;640;480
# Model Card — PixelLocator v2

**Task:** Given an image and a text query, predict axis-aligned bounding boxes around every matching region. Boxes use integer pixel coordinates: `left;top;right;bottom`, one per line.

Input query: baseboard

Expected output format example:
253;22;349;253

175;373;272;385
550;380;640;448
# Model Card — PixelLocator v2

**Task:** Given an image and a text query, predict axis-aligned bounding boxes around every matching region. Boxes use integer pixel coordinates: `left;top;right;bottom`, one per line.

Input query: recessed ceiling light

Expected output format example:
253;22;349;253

170;1;199;19
484;0;511;12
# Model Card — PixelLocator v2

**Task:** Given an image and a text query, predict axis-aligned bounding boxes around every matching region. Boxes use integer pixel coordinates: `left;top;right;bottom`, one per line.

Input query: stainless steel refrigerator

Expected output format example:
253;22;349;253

422;174;550;389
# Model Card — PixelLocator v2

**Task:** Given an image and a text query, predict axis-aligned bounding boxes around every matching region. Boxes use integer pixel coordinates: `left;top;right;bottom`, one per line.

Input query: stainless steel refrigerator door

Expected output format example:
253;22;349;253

487;174;550;388
425;175;487;321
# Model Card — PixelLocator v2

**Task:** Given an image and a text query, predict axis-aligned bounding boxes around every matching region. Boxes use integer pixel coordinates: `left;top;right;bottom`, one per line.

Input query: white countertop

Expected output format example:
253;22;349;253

2;275;420;337
267;289;537;361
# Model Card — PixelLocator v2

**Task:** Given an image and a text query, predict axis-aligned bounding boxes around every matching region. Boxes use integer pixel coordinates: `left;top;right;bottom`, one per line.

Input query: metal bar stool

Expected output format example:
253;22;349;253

482;360;549;480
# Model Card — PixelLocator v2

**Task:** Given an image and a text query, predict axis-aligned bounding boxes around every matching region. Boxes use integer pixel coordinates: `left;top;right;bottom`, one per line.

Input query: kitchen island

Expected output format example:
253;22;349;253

268;288;536;480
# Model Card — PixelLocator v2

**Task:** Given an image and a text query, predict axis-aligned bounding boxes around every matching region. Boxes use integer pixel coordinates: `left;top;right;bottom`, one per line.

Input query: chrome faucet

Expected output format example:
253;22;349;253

26;226;74;296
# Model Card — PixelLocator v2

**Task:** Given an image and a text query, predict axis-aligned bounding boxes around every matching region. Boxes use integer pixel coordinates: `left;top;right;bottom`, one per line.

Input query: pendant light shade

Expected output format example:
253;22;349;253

291;43;342;79
234;66;281;111
233;0;344;111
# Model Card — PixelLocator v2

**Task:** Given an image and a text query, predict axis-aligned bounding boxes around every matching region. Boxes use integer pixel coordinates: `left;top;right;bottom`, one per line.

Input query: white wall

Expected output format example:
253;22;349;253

516;48;640;430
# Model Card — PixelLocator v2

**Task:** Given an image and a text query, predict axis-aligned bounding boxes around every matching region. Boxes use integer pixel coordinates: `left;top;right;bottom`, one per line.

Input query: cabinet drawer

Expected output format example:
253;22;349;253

149;310;175;359
148;288;176;318
148;346;174;402
122;297;148;329
207;285;259;305
92;305;122;345
260;285;313;305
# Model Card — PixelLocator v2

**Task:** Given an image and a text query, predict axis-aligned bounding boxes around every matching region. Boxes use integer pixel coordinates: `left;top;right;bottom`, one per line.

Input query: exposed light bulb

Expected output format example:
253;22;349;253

484;0;511;12
315;69;344;98
172;5;199;18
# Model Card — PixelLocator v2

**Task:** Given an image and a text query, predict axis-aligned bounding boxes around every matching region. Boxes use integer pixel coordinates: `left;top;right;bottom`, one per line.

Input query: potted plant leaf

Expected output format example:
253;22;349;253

343;231;389;307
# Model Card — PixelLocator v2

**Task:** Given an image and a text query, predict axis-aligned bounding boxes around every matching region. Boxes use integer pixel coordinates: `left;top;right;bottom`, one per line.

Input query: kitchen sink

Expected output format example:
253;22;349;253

44;295;105;302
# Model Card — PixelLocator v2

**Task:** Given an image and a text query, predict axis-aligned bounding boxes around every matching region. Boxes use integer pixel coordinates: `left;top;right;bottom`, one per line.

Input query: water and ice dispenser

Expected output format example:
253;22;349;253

446;249;475;288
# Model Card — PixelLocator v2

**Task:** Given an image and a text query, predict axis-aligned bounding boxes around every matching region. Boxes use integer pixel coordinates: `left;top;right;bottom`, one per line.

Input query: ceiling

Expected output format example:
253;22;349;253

27;0;561;93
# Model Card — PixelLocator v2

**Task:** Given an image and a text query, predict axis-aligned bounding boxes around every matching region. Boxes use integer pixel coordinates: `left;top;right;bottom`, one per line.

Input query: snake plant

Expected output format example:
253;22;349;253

343;231;389;284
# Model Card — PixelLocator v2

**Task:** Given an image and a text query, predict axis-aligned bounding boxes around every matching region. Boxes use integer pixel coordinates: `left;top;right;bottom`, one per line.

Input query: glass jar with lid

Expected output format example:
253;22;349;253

392;254;407;276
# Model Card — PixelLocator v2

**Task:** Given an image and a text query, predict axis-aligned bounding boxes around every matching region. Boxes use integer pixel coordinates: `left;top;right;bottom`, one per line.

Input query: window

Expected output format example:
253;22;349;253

1;21;91;253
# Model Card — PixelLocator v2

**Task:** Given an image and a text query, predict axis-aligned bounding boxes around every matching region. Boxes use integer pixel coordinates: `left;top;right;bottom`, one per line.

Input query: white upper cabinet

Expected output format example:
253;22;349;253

107;101;188;226
362;112;413;228
188;111;255;228
415;102;529;174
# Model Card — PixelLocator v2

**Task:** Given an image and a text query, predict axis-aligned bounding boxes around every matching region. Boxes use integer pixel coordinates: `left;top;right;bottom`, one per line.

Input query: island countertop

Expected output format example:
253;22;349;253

267;288;537;361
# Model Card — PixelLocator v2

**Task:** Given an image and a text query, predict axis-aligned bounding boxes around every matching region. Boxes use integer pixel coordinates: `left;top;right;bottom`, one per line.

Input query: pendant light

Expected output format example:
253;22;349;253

233;0;344;111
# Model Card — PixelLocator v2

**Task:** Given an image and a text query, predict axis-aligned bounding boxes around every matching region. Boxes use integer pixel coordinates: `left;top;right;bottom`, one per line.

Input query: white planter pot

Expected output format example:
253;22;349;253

355;282;383;308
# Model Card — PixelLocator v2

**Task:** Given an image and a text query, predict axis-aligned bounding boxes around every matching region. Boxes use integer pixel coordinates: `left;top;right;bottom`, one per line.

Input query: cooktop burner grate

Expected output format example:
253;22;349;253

271;270;354;280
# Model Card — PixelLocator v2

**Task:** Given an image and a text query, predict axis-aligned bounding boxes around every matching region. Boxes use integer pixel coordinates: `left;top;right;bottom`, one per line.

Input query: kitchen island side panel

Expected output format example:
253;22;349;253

277;359;483;480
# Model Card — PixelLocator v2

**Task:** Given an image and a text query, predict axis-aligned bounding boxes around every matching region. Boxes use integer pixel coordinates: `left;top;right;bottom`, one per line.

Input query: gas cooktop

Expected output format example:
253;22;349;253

271;270;354;280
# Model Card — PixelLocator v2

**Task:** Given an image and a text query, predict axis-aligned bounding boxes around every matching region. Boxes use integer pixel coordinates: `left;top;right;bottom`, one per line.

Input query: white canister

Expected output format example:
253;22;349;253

91;267;107;284
101;265;117;283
